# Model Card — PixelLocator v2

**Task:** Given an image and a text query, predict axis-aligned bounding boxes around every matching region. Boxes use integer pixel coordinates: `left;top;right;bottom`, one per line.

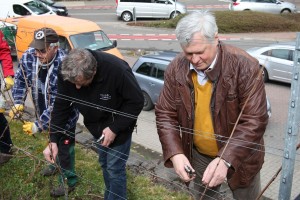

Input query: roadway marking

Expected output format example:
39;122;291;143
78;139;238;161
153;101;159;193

107;34;249;41
68;5;228;10
69;6;116;10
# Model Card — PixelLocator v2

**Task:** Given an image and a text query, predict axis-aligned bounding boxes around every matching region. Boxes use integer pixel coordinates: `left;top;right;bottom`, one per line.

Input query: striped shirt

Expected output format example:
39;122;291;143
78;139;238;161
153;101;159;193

12;48;79;133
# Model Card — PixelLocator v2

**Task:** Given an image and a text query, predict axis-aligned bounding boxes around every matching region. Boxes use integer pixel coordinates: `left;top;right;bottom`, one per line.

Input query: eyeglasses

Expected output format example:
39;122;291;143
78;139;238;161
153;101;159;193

35;47;49;55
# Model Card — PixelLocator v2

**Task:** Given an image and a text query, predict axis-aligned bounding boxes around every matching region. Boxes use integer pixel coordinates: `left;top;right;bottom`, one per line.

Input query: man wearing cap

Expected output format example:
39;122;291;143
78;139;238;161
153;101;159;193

9;27;79;197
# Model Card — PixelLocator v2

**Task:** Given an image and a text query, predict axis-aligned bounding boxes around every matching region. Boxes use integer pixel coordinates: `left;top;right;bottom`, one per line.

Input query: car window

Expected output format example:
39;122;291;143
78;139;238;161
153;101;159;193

136;62;152;76
270;49;292;61
291;50;300;63
152;63;167;80
24;1;50;14
13;5;31;16
241;0;261;2
261;0;276;3
120;0;152;2
262;50;271;56
58;36;71;54
70;31;114;51
155;0;171;4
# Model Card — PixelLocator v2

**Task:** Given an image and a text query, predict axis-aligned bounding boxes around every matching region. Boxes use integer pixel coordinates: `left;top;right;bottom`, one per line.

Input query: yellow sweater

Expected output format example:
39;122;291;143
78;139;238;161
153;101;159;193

192;72;218;157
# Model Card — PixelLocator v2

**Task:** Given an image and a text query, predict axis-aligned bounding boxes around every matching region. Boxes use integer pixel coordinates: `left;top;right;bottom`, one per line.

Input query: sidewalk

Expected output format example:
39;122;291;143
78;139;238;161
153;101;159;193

60;0;114;7
219;32;297;42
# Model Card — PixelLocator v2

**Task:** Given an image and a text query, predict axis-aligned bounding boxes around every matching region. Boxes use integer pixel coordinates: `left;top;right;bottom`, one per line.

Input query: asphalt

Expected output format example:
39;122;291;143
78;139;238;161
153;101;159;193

19;1;300;199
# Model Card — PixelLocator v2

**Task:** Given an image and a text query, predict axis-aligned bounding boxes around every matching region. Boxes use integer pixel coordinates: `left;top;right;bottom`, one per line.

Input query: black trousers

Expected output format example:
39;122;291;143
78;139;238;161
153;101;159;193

0;113;12;153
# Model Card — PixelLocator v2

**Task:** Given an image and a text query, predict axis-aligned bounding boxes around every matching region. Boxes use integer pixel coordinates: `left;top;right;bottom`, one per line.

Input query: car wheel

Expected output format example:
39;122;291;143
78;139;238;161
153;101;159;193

281;9;291;14
170;11;181;19
262;67;269;82
122;11;132;22
142;91;154;111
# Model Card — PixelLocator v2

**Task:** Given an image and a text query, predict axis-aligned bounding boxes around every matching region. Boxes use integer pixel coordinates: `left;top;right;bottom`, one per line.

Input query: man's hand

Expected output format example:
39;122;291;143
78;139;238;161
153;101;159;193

202;157;229;187
9;104;24;120
23;121;38;136
170;154;196;182
100;127;116;147
43;142;58;163
4;76;14;91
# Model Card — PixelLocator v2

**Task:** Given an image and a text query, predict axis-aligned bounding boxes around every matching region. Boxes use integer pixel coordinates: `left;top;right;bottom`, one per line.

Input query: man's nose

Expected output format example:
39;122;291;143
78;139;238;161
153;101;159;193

192;54;200;63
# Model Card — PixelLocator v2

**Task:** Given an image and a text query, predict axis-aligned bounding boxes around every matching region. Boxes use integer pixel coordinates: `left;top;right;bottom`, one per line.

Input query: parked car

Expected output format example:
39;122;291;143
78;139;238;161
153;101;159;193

247;42;296;84
2;15;123;60
132;51;272;117
116;0;187;22
0;0;56;19
38;0;68;16
229;0;297;14
132;51;178;110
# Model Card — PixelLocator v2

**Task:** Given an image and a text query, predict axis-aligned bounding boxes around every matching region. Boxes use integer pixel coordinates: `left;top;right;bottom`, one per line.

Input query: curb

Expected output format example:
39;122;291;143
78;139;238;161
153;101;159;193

106;33;297;43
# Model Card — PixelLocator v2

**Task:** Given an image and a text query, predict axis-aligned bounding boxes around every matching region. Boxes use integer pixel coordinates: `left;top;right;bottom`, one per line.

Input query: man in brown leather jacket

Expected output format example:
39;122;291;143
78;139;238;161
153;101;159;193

155;10;269;200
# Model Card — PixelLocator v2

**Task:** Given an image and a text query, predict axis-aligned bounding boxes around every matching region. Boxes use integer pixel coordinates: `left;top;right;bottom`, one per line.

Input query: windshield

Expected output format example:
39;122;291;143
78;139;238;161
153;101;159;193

70;31;115;51
41;0;54;6
24;0;50;14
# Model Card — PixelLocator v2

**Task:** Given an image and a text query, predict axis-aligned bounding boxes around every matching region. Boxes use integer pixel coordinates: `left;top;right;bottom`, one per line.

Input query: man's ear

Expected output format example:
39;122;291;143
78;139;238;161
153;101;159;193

215;32;219;39
53;45;59;53
214;33;219;45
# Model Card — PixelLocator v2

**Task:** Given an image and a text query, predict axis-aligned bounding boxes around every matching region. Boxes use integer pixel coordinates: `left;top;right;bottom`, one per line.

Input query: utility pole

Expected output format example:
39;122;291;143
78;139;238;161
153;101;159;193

279;32;300;200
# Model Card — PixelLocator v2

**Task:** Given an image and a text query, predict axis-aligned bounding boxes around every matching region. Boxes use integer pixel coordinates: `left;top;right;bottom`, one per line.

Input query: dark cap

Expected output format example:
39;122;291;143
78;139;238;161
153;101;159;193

29;27;59;50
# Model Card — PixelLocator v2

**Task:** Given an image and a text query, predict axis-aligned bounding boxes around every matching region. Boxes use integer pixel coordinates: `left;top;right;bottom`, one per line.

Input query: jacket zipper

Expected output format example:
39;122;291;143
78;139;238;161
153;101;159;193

190;87;195;158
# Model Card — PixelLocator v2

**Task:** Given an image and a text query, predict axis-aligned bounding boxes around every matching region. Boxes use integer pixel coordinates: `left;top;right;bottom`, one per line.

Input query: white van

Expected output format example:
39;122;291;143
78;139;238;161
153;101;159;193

0;0;56;19
116;0;186;22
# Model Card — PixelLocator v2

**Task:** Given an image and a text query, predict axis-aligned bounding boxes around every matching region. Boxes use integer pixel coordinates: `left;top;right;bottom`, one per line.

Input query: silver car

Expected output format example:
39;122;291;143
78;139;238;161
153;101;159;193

132;51;178;110
132;51;272;116
247;42;296;83
116;0;187;22
229;0;297;14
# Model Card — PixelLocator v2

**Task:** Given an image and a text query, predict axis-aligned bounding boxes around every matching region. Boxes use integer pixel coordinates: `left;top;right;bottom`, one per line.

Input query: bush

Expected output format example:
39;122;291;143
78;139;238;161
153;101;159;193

127;11;300;33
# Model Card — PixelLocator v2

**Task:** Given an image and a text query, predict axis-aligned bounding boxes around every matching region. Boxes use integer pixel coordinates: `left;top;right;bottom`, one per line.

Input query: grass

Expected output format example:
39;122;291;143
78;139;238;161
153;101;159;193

127;11;300;33
0;120;190;200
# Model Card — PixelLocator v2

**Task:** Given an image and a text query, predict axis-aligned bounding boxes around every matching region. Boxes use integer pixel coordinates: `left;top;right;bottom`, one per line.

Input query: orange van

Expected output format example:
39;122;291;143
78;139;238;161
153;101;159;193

4;15;123;60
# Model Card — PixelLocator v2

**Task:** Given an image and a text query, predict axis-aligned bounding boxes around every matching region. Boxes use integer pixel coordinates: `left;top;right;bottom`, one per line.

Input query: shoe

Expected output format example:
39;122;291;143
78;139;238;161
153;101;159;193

50;184;76;197
0;152;13;165
40;165;58;176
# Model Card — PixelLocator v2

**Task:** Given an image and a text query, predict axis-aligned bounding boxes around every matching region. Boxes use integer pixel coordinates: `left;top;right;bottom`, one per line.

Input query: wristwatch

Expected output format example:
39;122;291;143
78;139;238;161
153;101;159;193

221;158;231;168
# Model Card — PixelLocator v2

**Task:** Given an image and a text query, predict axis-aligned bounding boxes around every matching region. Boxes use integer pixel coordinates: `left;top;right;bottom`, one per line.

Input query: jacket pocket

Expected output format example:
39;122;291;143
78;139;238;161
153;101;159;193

226;95;239;133
238;144;264;186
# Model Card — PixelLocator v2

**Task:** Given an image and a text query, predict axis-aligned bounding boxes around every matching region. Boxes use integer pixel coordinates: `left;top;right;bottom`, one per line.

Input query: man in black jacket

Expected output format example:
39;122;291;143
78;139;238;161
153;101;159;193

43;48;144;200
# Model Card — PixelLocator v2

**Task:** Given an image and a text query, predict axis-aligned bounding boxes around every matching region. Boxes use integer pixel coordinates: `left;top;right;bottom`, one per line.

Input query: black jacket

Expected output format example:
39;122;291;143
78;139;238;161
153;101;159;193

50;50;144;145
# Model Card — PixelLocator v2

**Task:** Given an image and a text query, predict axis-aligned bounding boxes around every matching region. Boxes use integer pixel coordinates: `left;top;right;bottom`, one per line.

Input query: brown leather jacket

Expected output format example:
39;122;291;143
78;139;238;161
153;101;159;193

155;41;269;190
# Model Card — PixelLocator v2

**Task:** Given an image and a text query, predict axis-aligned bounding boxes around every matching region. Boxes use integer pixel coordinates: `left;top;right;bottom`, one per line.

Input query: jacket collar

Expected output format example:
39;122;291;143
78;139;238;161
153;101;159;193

206;41;223;83
86;49;104;84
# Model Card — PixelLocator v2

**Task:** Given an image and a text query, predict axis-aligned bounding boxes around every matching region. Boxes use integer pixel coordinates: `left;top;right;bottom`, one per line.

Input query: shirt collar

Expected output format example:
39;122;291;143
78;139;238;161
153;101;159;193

189;52;218;75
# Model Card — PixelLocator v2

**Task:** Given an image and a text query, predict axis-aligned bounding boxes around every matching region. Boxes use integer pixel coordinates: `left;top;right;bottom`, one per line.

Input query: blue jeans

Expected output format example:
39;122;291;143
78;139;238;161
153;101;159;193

98;135;131;200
